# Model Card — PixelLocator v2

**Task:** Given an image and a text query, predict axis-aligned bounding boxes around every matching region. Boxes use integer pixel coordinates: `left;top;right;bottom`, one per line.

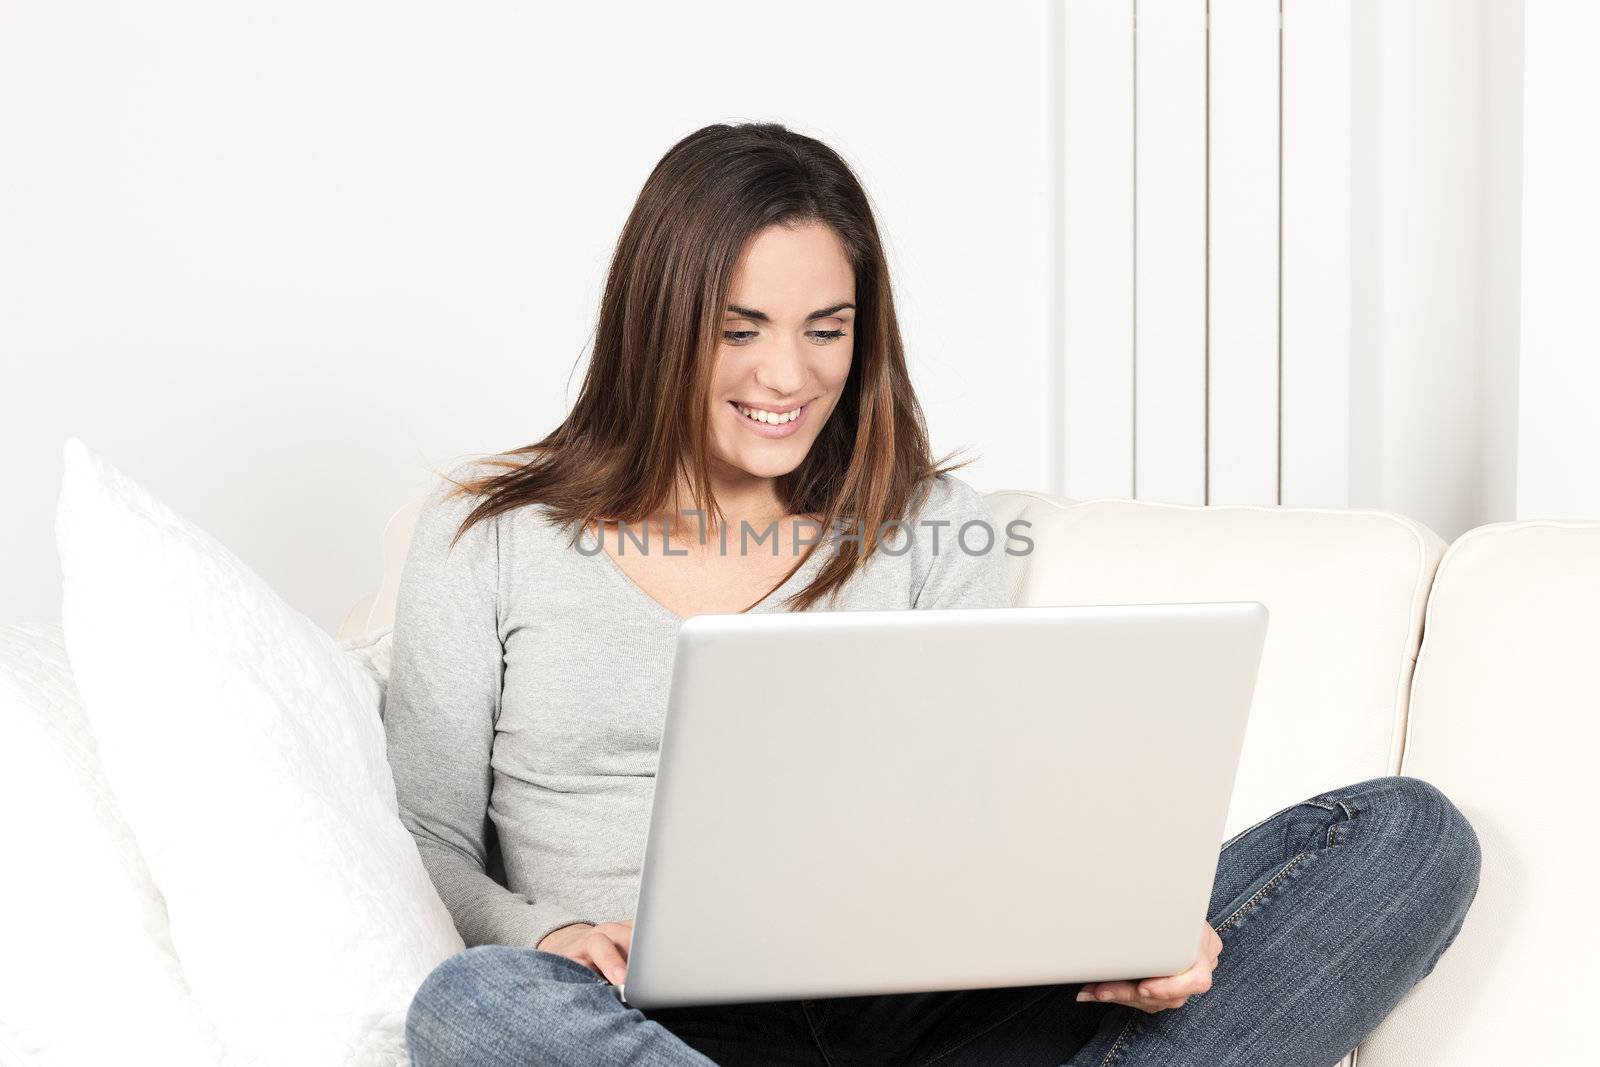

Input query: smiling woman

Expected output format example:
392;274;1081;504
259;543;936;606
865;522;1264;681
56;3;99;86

383;122;1020;1063
386;121;1480;1067
423;122;961;616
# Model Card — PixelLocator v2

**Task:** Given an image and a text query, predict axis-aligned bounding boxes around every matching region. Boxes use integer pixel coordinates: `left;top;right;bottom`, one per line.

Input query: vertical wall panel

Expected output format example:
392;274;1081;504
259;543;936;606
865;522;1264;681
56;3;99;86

1207;0;1280;505
1062;0;1136;501
1281;0;1351;507
1134;0;1208;504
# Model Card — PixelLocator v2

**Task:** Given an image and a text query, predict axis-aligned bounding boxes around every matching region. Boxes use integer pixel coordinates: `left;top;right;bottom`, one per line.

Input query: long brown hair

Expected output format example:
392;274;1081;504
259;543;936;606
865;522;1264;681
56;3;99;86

436;121;971;612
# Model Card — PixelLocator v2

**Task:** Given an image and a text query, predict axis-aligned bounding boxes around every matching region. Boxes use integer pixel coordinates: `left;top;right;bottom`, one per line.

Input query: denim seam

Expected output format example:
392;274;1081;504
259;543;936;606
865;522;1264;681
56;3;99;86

1097;1012;1140;1066
918;987;1058;1066
800;1000;838;1067
1328;798;1358;845
1215;851;1312;935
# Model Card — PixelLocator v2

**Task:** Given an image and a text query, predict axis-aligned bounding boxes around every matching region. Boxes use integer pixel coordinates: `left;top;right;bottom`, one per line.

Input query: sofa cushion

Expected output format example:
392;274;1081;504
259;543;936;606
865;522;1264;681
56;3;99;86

0;622;226;1066
1356;520;1600;1066
55;437;464;1066
983;490;1447;841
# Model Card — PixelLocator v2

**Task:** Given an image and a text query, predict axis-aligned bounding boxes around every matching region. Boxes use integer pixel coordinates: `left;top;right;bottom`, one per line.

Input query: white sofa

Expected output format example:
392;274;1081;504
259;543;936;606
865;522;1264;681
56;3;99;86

337;487;1596;1066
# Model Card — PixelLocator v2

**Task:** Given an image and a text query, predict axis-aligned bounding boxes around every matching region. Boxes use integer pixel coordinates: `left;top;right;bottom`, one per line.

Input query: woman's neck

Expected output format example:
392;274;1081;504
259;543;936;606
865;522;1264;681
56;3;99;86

662;464;788;533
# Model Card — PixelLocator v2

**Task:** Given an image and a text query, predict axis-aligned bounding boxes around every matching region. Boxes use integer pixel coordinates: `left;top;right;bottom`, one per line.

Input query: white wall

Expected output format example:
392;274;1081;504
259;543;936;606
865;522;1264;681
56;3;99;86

1;0;1059;633
1517;0;1600;520
0;0;1580;636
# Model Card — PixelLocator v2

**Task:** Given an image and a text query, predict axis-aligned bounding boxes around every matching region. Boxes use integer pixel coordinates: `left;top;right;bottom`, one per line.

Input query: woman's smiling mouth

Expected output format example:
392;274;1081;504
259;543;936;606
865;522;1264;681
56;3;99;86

729;400;811;438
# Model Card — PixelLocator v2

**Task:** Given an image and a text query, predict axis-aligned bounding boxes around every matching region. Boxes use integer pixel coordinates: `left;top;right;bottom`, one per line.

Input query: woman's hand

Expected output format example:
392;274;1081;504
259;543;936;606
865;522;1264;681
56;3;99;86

536;919;635;984
1075;922;1222;1014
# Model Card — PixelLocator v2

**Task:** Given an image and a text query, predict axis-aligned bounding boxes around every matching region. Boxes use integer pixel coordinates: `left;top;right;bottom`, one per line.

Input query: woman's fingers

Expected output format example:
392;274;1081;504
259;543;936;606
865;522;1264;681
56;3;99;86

598;919;634;957
1137;965;1213;1001
587;930;629;985
1088;979;1139;1002
1077;981;1187;1013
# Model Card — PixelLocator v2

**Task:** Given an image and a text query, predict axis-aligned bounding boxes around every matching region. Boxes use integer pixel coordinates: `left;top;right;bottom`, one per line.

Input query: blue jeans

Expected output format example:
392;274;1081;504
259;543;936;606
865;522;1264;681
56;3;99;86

406;774;1480;1066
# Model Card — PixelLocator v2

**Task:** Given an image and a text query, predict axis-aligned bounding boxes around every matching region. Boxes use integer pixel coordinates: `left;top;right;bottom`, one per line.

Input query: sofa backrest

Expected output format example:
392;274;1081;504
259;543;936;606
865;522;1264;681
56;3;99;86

1355;519;1600;1066
984;490;1448;842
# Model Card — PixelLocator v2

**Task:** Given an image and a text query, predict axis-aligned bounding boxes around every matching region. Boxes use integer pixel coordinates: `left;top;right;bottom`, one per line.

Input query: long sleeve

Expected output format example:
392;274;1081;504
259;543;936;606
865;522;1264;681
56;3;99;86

909;474;1014;610
383;463;575;949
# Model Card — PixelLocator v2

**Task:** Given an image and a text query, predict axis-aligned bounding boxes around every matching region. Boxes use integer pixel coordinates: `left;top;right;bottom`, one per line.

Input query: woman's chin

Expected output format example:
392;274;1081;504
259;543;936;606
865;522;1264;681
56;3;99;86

717;441;813;481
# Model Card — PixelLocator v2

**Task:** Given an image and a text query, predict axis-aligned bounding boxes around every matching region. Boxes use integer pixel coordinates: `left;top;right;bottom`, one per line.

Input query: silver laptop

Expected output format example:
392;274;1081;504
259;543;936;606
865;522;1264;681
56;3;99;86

618;601;1269;1010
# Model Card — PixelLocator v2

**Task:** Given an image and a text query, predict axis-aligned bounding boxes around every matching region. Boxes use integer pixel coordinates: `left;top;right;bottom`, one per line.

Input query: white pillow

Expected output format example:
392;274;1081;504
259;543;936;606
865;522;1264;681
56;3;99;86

55;437;465;1067
0;622;226;1067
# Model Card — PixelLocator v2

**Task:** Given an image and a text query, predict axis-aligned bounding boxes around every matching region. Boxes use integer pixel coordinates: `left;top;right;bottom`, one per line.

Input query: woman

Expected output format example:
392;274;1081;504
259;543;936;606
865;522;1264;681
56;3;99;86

386;122;1480;1066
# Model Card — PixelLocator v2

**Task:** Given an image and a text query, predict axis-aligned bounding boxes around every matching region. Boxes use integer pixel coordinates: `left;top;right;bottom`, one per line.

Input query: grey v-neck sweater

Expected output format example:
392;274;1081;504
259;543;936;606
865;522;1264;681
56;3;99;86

382;460;1013;952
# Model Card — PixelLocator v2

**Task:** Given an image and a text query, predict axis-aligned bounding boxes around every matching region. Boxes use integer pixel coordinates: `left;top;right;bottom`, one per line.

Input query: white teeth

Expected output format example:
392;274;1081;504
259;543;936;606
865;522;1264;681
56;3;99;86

736;403;800;425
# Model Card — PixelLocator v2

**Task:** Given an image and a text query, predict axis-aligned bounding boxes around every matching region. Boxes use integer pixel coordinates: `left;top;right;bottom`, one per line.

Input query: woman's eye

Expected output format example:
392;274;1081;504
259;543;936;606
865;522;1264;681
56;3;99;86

722;328;847;345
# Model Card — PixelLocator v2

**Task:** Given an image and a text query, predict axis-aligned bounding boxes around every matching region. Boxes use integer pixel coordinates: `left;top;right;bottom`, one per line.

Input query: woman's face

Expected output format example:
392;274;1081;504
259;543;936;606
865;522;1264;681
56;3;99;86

705;220;856;483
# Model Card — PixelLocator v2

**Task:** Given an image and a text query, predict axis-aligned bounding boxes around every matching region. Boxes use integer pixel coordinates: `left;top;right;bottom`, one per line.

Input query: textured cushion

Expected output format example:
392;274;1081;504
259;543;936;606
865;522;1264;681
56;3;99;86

1356;520;1600;1066
55;437;464;1066
983;490;1446;841
0;622;225;1066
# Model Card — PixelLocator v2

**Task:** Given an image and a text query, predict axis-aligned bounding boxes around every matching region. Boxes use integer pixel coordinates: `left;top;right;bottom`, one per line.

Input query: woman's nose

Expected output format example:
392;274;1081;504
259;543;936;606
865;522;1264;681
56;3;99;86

752;336;808;396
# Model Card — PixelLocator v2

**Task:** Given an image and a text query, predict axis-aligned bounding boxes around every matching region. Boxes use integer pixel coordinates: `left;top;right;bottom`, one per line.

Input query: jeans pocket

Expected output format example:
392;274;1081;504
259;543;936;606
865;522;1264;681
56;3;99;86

1213;850;1318;936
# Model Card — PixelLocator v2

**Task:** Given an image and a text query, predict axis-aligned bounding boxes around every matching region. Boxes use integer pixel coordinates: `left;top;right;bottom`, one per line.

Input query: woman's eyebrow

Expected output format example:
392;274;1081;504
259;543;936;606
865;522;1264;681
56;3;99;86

725;302;856;322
